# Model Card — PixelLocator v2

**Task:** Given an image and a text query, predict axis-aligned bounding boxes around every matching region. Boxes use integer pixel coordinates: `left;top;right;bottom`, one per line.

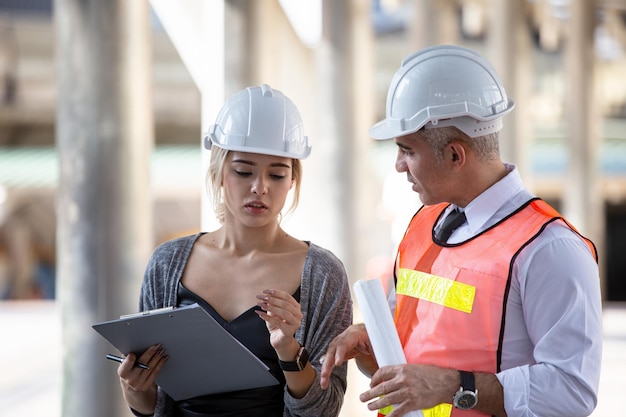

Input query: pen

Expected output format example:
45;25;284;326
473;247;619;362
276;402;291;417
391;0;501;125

106;354;150;370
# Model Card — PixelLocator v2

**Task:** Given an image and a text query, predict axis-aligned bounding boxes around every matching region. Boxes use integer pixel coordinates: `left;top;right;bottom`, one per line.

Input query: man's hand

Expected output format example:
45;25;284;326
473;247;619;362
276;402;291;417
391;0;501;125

320;323;377;389
359;363;459;417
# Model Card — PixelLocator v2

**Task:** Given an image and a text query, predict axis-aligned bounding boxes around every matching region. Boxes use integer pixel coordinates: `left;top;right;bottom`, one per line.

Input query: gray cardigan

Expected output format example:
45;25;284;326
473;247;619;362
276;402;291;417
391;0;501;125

137;233;353;417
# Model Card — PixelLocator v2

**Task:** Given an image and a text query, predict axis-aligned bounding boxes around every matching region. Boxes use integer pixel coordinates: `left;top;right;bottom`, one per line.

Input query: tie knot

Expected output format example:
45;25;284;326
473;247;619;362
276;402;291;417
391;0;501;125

436;209;466;242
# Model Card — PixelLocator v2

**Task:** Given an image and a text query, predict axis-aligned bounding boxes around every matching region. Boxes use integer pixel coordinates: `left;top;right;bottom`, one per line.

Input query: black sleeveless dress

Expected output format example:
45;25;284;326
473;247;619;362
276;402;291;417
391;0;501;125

174;284;300;417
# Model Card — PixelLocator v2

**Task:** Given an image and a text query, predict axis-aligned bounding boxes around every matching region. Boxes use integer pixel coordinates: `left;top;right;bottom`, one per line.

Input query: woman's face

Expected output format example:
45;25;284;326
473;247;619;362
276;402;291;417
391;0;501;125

221;151;294;227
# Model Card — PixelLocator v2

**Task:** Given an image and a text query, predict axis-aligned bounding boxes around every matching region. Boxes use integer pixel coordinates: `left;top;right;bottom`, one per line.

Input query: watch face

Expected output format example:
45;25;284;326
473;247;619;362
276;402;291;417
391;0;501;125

455;391;477;410
296;347;309;370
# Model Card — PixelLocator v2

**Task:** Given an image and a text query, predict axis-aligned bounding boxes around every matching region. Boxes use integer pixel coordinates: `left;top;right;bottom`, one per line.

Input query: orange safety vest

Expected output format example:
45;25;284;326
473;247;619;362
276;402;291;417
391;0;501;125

378;198;596;417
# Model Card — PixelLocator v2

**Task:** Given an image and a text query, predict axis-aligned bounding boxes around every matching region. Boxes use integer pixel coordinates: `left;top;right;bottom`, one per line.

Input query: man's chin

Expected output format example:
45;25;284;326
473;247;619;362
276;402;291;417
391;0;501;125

415;192;436;206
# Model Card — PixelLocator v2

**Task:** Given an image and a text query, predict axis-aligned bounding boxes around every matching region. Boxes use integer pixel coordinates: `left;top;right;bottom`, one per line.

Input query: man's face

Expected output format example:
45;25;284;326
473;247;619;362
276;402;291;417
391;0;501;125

394;132;452;206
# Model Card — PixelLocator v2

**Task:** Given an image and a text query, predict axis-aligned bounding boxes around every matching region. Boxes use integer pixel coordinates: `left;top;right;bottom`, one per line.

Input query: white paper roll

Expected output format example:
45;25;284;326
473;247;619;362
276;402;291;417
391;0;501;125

354;278;424;417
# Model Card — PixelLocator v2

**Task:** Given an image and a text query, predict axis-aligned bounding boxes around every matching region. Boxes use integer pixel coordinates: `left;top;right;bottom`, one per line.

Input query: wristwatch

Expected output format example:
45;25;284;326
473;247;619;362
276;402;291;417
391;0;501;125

452;370;478;410
278;345;309;372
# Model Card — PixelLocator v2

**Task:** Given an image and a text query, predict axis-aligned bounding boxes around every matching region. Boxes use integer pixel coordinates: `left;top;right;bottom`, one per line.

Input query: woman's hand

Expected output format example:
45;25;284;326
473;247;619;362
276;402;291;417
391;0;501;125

255;289;303;354
117;344;168;415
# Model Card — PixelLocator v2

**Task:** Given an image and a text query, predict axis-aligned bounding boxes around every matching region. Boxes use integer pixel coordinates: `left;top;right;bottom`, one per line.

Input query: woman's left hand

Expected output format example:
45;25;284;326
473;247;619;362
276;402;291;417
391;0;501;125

256;289;303;352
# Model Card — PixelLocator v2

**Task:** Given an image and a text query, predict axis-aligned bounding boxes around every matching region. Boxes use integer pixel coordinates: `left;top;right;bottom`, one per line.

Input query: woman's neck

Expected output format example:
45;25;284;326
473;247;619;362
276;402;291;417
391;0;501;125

215;222;289;256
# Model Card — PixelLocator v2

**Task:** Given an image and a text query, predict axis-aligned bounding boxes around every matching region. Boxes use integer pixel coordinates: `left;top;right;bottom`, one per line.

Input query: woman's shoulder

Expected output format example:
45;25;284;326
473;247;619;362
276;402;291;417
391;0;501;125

302;242;352;307
306;241;340;260
305;242;347;274
157;232;202;248
149;232;204;263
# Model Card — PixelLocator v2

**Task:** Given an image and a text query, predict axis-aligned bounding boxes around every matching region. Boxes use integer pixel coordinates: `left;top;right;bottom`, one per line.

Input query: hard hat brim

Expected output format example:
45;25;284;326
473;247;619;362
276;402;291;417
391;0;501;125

369;119;408;141
208;137;312;159
369;98;515;140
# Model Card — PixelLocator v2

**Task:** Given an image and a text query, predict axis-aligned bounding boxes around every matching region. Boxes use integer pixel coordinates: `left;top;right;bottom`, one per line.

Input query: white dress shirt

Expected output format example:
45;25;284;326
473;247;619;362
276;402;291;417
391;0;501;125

397;164;602;417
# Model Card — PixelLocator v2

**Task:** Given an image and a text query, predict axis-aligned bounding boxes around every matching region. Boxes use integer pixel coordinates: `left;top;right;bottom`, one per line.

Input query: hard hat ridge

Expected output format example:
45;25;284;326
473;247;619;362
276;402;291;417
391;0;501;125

204;84;311;159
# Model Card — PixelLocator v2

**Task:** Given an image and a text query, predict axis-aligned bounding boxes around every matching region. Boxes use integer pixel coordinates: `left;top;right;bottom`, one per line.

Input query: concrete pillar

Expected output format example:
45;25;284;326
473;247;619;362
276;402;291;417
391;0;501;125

55;0;153;415
410;0;459;48
148;0;225;231
487;0;533;182
314;0;375;281
563;0;606;296
316;5;377;415
200;1;225;232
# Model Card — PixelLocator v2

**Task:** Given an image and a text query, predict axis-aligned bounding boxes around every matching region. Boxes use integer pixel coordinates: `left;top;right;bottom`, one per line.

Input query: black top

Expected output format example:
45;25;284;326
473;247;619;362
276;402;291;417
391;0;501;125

173;284;300;417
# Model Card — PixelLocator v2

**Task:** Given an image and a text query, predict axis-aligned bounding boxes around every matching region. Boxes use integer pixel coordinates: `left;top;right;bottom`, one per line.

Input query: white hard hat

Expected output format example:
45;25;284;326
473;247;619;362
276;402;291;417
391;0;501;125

370;44;515;140
204;84;311;159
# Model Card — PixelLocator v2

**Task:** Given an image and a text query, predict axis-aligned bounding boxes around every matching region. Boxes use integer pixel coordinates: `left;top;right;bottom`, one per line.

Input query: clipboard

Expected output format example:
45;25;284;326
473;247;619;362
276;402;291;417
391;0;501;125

92;303;280;401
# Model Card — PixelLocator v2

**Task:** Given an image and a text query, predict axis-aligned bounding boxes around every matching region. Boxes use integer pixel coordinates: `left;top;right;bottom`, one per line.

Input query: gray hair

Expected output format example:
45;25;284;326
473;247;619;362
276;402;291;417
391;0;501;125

420;126;500;161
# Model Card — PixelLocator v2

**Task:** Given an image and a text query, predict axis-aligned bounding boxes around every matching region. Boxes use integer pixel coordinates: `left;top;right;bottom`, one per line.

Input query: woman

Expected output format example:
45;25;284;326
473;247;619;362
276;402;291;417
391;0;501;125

116;84;352;417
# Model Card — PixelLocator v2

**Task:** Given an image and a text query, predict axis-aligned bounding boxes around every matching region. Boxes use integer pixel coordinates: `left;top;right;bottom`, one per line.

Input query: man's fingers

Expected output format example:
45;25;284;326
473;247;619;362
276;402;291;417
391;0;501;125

319;351;335;389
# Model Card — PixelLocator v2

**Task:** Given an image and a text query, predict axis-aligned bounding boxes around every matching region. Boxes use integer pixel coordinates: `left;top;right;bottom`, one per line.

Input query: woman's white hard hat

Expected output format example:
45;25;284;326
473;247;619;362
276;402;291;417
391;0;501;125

369;44;515;140
204;84;311;159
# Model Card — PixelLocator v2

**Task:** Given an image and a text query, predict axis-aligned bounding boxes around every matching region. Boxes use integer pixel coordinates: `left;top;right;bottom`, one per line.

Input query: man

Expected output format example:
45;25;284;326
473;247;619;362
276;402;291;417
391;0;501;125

320;45;602;417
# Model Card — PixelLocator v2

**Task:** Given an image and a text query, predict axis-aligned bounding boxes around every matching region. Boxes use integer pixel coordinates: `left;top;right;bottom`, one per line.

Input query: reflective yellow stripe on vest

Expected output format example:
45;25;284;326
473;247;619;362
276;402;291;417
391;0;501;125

378;403;453;417
396;268;476;314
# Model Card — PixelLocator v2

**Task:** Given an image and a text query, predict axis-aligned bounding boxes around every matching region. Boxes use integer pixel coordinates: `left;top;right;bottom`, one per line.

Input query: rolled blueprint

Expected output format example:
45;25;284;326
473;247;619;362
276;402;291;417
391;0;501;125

354;278;424;417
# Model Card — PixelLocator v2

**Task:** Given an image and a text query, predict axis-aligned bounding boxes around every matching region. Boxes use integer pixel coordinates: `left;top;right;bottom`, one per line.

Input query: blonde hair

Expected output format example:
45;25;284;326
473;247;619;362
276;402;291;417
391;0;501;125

206;146;303;224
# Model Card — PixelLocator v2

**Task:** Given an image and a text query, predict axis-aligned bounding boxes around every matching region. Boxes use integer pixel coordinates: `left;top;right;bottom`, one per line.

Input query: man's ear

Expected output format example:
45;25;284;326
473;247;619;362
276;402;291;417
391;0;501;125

447;142;466;164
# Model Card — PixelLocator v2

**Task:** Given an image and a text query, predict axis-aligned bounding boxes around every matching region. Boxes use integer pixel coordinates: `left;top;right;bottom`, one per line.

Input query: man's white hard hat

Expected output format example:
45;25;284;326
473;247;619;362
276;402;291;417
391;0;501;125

204;84;311;159
370;44;515;140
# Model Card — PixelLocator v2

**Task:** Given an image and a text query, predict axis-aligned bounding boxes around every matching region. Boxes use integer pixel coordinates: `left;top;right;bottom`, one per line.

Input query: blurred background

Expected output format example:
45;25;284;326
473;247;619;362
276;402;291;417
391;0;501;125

0;0;624;416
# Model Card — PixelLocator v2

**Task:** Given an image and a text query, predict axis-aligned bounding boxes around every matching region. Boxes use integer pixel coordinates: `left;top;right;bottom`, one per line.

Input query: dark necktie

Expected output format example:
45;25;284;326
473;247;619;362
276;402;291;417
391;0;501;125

436;208;466;242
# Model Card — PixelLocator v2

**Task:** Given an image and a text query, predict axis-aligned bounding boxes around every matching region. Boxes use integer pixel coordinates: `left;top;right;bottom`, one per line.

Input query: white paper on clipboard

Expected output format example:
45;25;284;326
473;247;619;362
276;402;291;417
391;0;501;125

92;303;279;401
354;279;424;417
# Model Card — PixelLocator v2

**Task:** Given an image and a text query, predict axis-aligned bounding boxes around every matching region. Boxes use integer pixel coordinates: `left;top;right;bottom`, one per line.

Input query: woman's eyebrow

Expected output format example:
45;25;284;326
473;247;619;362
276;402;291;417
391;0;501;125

271;162;292;168
231;159;254;165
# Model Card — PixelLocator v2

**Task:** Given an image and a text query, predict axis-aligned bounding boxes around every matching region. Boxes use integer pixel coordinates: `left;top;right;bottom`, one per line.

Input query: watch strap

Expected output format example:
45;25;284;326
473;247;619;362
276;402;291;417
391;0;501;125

459;370;476;392
278;345;309;372
453;370;478;410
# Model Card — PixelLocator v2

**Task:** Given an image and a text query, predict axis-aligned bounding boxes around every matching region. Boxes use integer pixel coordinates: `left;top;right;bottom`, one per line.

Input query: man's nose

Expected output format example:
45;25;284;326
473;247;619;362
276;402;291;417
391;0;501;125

395;155;407;173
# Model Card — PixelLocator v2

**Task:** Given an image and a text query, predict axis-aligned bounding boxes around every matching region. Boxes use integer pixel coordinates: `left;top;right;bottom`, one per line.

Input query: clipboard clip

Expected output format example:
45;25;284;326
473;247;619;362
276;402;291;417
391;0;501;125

120;306;175;319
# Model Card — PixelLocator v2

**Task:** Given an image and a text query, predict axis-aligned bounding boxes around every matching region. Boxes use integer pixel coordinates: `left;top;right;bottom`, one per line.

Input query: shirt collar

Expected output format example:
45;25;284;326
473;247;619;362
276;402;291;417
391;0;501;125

461;163;524;234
